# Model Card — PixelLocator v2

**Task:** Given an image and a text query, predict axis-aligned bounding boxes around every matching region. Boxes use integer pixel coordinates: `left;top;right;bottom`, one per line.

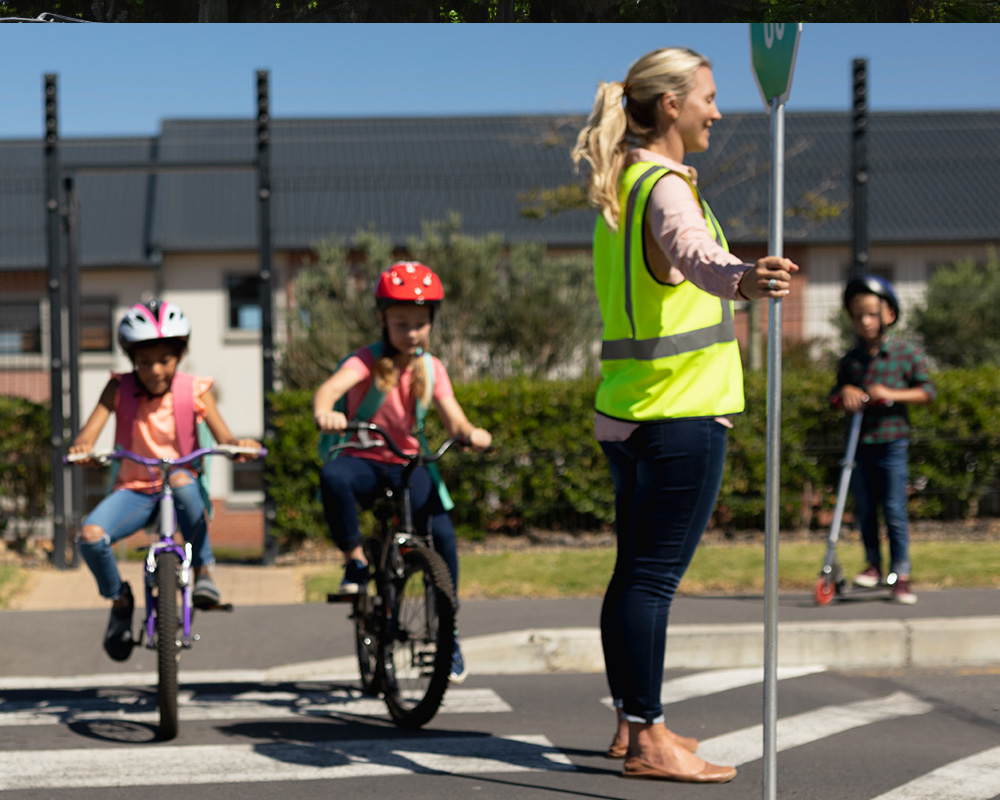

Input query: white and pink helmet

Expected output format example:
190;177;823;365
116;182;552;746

117;300;191;356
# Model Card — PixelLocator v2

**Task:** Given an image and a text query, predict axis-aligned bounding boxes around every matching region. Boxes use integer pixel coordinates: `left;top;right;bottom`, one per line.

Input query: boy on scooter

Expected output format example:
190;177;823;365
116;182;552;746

831;276;935;604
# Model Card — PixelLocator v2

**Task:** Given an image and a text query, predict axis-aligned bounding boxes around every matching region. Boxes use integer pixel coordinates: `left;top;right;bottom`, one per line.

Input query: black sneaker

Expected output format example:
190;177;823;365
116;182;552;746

103;582;135;662
338;559;369;595
193;574;222;609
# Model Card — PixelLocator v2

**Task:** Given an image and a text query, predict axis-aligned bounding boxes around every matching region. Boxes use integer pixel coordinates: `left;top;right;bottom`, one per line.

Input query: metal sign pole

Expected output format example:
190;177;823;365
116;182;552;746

749;23;800;800
763;96;784;800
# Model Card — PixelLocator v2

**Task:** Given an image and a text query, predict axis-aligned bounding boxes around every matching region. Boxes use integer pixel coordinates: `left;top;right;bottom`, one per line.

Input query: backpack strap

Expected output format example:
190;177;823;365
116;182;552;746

114;373;139;451
171;372;197;455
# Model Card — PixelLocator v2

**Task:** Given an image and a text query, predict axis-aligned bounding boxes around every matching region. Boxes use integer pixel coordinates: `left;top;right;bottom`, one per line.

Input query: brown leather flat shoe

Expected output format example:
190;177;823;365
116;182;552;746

623;756;737;783
605;735;628;758
606;730;699;759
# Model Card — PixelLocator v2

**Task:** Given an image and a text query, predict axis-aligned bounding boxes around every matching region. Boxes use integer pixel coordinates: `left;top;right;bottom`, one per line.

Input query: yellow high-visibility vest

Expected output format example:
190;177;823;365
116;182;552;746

594;162;745;421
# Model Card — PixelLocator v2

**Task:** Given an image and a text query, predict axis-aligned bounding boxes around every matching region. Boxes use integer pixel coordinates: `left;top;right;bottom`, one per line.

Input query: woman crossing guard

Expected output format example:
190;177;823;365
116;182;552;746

313;262;492;683
572;47;798;784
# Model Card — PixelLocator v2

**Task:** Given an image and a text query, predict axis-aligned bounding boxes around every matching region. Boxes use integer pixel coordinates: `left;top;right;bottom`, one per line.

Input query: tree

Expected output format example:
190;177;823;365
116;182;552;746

911;250;1000;369
279;214;600;390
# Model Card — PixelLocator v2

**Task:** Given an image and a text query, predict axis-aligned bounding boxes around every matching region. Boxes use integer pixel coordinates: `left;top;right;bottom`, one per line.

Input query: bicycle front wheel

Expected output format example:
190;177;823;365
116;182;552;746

381;545;456;729
154;551;181;740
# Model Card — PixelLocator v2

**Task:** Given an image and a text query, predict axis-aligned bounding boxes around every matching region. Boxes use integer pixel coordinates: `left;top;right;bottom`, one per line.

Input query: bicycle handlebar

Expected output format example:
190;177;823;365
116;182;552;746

64;444;267;468
326;420;466;464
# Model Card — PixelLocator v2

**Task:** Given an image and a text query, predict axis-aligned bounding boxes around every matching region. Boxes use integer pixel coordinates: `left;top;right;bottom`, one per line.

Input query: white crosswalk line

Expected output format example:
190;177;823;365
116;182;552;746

0;734;574;790
698;691;935;767
600;665;826;709
0;687;511;727
866;745;1000;800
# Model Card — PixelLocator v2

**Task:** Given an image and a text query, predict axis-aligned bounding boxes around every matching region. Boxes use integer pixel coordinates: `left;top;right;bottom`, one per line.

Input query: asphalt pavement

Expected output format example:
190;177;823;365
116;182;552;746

4;559;1000;678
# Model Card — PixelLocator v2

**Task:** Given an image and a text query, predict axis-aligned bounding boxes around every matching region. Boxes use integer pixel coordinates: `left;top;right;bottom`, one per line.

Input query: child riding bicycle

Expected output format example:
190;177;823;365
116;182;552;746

69;299;261;661
313;262;492;684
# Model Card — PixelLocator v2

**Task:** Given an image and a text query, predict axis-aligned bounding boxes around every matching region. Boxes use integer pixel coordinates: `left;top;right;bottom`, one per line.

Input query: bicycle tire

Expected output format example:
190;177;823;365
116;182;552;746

380;545;456;728
354;538;382;696
155;551;181;741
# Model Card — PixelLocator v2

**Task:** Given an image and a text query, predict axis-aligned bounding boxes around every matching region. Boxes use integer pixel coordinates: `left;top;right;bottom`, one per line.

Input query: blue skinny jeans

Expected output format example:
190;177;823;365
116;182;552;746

319;455;459;595
78;472;212;601
600;418;727;724
851;438;912;577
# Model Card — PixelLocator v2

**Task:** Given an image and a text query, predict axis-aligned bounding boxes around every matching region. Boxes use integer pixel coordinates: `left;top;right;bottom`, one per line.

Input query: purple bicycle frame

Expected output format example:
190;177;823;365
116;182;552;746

75;447;234;648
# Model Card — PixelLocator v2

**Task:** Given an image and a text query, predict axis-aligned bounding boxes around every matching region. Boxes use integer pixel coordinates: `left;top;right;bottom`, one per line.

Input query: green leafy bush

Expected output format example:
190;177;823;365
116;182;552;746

262;367;1000;551
0;396;51;549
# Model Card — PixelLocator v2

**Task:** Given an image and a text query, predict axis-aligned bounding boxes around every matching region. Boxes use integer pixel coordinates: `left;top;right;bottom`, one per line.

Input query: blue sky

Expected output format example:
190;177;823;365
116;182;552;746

1;22;997;139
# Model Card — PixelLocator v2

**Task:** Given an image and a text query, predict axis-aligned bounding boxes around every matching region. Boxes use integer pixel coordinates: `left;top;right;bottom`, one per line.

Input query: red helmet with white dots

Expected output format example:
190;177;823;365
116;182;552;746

374;262;444;311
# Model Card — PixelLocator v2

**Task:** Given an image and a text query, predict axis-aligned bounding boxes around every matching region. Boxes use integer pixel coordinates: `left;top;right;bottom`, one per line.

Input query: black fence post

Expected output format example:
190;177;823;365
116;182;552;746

256;69;278;564
44;73;69;569
851;58;869;281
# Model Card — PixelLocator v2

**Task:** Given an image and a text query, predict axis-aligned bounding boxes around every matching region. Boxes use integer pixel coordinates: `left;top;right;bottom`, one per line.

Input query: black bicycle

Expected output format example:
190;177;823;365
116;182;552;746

326;421;463;729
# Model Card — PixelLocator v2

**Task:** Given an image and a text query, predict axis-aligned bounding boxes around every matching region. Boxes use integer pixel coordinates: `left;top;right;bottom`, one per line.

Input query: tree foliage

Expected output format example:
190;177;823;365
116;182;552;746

280;214;601;391
911;250;1000;369
4;0;995;21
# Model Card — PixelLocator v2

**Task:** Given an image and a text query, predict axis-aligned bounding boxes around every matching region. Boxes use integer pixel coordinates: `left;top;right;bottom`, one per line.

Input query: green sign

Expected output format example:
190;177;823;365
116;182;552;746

750;23;802;107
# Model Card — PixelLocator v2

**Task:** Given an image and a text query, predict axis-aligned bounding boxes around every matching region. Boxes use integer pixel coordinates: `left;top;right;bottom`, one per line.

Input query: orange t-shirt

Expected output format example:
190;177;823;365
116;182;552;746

111;372;213;492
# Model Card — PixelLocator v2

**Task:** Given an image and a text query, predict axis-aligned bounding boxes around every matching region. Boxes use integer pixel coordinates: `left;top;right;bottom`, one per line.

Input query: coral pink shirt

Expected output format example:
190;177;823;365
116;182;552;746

338;347;453;465
112;372;212;491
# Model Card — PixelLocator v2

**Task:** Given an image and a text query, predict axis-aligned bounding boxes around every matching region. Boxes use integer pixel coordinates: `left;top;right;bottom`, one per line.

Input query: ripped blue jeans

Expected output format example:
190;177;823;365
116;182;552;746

78;474;212;600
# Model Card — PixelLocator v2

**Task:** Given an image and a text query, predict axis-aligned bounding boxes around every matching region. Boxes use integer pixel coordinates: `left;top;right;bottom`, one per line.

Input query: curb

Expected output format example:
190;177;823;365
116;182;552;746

460;617;1000;674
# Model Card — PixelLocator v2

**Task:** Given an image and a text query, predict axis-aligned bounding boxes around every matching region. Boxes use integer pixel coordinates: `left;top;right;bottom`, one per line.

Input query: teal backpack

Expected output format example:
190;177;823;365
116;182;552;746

317;342;454;512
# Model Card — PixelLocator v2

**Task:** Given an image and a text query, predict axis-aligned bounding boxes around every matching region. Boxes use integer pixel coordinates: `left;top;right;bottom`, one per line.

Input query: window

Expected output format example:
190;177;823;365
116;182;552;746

80;297;114;352
232;457;264;493
0;301;42;354
227;274;262;331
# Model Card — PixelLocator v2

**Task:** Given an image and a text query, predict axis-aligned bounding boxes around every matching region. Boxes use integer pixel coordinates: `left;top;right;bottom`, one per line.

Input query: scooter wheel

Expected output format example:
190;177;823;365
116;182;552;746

814;576;835;606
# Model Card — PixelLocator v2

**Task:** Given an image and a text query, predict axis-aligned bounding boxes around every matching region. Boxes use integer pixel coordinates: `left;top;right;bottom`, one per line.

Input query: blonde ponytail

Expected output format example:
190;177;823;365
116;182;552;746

373;352;431;412
571;47;711;232
373;354;396;394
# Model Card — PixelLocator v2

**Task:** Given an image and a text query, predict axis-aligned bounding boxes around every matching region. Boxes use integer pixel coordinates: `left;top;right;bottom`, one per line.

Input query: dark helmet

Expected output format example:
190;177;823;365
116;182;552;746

843;275;900;324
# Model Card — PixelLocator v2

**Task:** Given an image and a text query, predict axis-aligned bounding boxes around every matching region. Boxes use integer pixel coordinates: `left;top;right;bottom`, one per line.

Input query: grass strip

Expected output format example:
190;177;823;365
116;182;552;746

304;539;1000;602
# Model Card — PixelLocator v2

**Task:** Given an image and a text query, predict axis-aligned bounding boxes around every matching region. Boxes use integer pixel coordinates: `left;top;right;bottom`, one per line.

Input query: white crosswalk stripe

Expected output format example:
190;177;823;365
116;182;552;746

697;691;935;767
866;745;1000;800
600;665;827;709
0;686;512;727
2;665;995;797
0;734;574;790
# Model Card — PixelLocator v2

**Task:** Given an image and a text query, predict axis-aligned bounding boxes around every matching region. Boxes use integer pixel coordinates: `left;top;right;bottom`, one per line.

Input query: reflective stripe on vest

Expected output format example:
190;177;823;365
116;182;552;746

594;162;745;421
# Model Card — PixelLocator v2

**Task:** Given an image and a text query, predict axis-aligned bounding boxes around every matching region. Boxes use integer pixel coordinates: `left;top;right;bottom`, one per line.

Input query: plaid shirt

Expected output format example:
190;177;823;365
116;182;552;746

832;334;936;444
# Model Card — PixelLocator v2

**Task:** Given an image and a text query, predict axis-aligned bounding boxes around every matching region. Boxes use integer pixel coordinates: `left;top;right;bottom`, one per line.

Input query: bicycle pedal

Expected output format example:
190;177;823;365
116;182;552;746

326;593;356;603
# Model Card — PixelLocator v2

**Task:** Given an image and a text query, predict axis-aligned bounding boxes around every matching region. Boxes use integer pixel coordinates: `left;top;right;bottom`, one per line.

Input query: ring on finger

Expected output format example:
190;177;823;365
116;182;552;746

768;278;776;290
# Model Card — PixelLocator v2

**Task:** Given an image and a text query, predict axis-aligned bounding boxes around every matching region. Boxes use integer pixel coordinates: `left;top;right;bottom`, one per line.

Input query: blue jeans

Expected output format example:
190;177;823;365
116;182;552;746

319;456;459;595
851;438;911;577
600;418;727;724
78;473;212;600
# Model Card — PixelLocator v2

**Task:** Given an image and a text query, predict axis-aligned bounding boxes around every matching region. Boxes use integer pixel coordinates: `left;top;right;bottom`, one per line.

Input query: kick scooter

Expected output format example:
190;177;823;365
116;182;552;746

814;399;892;606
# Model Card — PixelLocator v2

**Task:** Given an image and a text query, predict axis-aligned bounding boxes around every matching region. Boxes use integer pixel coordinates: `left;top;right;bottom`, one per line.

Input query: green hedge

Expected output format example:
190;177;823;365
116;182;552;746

0;396;51;547
6;367;996;552
263;366;1000;550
